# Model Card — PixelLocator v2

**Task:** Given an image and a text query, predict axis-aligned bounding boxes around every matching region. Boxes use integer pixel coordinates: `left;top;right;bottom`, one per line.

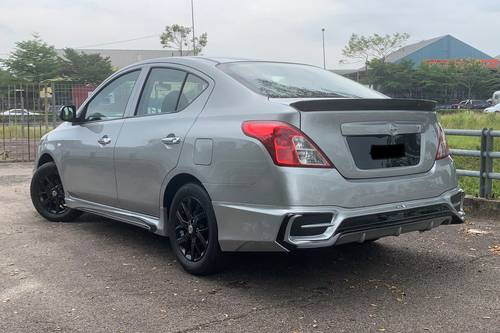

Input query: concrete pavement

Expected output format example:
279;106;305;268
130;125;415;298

1;163;499;332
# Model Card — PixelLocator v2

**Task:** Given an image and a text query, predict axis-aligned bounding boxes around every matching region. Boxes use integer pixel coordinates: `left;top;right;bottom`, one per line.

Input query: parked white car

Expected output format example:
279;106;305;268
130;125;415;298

0;109;41;117
484;103;500;113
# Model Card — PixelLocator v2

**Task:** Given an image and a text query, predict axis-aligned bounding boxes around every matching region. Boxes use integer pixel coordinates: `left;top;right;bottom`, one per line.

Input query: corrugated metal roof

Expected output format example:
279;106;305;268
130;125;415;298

385;35;446;63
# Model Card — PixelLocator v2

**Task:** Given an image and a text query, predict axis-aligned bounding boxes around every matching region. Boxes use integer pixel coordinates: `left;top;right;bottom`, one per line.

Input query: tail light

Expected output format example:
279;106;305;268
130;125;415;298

435;123;450;160
242;121;333;168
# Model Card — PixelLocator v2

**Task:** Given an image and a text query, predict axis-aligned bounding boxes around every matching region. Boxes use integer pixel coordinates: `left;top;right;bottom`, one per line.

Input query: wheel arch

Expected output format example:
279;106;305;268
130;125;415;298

37;153;55;168
163;172;208;219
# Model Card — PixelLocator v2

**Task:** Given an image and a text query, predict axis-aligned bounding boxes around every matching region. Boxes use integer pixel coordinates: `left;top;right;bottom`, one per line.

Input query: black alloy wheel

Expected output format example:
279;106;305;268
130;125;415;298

168;183;222;275
174;196;209;262
30;162;81;222
37;171;66;215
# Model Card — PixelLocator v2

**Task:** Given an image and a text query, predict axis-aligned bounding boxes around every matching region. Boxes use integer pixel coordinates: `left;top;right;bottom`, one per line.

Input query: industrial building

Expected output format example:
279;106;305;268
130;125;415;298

56;49;192;69
385;34;497;68
335;34;498;78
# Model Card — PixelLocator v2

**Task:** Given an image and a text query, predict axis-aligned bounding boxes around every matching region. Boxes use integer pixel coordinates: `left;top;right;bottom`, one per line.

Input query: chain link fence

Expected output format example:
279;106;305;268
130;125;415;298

0;82;96;162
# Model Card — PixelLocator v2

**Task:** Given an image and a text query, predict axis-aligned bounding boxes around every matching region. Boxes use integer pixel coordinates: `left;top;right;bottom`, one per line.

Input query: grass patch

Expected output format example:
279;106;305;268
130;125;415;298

0;124;53;140
437;110;500;198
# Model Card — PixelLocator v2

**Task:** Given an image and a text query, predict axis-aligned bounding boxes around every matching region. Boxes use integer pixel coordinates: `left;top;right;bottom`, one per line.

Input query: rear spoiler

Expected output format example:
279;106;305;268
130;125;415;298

290;98;436;112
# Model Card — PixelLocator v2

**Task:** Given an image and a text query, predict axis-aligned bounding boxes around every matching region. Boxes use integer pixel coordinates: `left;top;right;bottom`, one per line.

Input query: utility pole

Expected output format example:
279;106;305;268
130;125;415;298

191;0;196;55
321;28;326;69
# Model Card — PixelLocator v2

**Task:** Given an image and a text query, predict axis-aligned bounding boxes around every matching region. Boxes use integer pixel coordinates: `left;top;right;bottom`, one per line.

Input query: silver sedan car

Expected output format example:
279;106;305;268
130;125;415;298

31;57;465;274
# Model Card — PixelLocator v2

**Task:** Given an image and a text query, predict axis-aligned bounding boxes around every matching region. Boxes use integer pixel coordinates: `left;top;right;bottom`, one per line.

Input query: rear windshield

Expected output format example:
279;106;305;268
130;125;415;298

217;61;386;99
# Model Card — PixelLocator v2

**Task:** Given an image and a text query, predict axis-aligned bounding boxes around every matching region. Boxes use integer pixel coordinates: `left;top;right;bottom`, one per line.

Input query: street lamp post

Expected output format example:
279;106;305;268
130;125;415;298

191;0;196;55
321;28;326;69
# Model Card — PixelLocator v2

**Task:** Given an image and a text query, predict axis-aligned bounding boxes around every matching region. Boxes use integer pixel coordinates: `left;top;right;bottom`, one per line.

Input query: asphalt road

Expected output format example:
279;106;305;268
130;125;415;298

1;163;499;333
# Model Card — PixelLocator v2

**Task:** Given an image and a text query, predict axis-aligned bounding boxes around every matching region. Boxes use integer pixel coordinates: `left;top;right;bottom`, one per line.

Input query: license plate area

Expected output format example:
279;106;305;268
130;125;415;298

347;134;421;169
370;144;405;159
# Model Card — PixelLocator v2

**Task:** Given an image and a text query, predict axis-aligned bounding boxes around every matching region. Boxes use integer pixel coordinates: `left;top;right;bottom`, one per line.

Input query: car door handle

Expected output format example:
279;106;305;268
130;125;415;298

161;135;182;145
97;135;112;145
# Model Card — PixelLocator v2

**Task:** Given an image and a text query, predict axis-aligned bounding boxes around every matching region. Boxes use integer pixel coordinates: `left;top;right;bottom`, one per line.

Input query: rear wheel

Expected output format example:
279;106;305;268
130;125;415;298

30;162;81;222
168;183;222;275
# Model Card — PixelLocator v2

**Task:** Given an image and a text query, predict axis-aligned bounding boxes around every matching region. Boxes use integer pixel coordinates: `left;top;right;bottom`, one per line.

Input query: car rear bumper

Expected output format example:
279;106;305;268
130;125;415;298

213;188;464;252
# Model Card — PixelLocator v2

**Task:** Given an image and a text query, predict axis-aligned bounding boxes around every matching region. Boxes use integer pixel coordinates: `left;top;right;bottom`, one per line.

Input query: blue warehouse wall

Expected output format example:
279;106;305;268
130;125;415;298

398;35;493;66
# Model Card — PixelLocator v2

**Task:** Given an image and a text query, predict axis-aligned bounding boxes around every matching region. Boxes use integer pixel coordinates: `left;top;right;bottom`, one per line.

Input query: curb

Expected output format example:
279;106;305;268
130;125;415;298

463;196;500;220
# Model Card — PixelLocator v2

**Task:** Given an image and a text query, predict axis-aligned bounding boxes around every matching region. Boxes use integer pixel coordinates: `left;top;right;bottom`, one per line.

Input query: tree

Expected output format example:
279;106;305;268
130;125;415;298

341;32;410;67
193;32;208;55
484;69;500;97
367;59;416;96
455;60;491;98
414;62;461;102
362;58;500;102
59;48;114;84
160;24;208;55
0;68;15;85
1;34;60;82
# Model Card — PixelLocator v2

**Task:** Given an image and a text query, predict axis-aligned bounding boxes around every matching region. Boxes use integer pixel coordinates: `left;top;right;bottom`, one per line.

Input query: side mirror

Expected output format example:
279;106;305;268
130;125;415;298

59;105;77;122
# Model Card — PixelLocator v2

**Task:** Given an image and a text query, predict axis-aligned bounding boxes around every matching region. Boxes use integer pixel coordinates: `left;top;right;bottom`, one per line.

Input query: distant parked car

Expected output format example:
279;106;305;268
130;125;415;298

0;109;41;117
436;104;454;110
458;99;490;109
456;100;468;109
484;103;500;113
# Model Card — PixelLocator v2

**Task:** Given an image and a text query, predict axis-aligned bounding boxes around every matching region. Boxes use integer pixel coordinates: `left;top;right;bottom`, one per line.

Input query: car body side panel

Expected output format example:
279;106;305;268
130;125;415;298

158;68;301;211
52;120;125;206
170;86;301;208
113;65;214;217
39;66;147;206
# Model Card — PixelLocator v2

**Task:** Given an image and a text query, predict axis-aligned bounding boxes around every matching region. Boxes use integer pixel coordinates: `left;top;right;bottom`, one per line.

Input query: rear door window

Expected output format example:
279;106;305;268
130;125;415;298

177;74;209;110
136;68;187;116
136;68;208;116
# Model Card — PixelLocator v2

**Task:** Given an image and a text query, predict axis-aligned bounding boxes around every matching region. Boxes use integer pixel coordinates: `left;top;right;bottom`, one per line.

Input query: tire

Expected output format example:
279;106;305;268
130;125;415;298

30;162;81;222
167;183;222;275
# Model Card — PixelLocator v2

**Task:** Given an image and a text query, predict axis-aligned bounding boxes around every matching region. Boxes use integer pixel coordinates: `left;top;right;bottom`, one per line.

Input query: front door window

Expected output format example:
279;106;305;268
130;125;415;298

85;70;140;121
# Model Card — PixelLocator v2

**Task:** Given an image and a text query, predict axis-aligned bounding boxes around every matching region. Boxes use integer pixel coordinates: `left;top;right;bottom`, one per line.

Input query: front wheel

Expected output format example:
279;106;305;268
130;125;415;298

30;162;81;222
167;183;222;275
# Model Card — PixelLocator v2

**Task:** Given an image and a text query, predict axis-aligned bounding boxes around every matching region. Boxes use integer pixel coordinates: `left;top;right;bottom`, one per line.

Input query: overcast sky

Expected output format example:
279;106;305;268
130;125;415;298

1;0;499;69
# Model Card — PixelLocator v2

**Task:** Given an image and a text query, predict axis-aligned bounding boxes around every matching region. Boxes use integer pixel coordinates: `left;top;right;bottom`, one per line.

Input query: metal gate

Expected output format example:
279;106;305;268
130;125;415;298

0;82;95;162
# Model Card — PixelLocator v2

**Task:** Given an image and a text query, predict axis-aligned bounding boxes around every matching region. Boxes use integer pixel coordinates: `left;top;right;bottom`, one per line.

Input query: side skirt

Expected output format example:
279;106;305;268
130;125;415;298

65;196;168;236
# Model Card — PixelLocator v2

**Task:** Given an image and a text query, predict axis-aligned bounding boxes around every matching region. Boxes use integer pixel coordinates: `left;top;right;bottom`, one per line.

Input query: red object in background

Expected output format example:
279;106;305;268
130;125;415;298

72;85;96;108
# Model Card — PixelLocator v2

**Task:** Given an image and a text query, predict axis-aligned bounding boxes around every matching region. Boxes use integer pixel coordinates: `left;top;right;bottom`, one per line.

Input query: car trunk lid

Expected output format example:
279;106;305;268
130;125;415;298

276;98;439;179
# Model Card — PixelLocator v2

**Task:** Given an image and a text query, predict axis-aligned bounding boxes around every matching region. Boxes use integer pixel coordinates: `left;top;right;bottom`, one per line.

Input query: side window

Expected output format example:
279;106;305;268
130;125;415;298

85;70;140;121
177;74;209;110
136;68;187;116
